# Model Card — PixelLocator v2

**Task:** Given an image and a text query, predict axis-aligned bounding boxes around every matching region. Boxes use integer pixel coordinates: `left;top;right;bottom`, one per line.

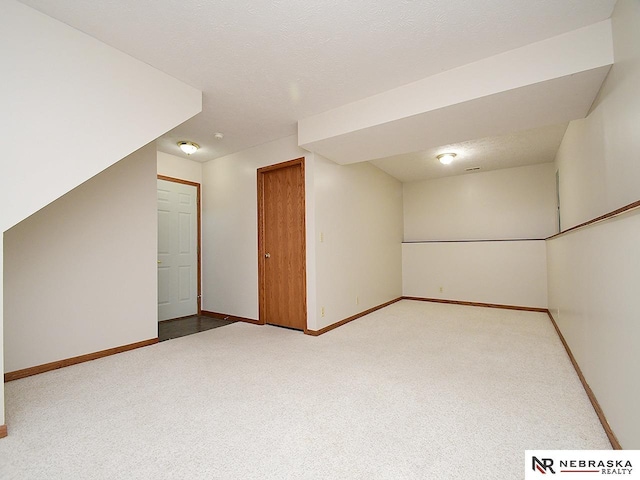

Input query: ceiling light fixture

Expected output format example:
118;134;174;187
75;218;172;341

178;141;199;155
437;153;456;165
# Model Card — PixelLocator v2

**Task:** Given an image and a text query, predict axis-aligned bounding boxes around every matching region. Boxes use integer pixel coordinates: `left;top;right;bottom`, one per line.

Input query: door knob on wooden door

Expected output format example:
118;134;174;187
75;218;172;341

265;253;271;258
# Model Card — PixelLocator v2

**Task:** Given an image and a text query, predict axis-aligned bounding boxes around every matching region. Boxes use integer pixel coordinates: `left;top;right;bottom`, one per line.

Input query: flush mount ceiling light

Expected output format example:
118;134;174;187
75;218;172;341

178;141;199;155
437;153;456;165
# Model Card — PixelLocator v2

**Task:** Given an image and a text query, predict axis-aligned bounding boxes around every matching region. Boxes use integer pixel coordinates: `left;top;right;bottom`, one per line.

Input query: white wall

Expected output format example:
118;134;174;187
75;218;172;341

402;163;555;307
404;163;557;241
4;143;158;373
0;2;199;428
403;241;547;308
547;0;640;449
0;0;201;233
157;152;203;184
314;156;403;330
556;1;640;230
547;210;640;449
201;141;402;332
201;136;316;324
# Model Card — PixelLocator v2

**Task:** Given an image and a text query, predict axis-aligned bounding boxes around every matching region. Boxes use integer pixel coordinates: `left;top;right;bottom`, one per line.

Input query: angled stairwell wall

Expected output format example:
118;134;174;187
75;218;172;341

0;0;201;431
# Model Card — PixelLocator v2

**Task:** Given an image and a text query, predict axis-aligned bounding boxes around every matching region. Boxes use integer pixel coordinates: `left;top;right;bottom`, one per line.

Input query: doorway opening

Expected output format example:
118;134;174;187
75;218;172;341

157;175;202;324
158;314;235;341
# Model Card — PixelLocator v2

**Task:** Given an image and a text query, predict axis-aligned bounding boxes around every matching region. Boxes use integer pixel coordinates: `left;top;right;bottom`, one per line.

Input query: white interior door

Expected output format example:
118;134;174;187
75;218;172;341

157;179;198;321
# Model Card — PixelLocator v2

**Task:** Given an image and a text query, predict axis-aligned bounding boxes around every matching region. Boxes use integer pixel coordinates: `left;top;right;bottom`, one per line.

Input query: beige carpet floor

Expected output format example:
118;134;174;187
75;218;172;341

0;300;610;479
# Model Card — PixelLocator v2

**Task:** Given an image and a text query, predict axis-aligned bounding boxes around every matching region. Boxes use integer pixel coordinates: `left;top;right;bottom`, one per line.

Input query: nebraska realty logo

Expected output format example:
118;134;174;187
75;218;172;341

525;451;640;479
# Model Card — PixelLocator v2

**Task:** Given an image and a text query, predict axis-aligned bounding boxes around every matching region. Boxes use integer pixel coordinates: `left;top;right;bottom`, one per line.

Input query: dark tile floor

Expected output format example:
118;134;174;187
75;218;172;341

158;315;236;342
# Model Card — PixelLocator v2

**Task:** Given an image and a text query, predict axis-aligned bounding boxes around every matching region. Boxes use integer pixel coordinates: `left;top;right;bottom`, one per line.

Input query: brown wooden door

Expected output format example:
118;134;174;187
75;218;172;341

257;158;307;331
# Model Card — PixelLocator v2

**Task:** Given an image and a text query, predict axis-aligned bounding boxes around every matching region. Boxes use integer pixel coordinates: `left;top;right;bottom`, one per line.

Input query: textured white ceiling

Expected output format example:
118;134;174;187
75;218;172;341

18;0;616;167
371;124;568;183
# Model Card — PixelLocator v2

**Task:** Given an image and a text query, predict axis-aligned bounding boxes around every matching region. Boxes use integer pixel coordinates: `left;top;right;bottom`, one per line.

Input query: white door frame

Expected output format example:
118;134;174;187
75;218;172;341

157;175;202;318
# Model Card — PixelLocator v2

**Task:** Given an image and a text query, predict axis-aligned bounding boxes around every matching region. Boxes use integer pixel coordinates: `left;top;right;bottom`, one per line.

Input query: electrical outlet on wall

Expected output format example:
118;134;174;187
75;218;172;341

439;286;443;293
321;306;325;317
356;296;359;305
